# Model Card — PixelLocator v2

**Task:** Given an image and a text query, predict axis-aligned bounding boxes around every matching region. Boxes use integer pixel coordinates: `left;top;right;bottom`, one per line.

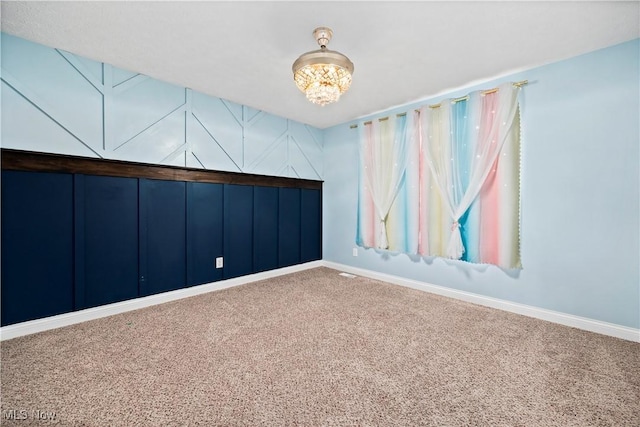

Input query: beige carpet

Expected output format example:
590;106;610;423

1;267;638;426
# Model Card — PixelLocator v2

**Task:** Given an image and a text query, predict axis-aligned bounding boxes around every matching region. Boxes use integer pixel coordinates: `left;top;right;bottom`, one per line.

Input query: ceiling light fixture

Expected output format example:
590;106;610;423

292;27;354;106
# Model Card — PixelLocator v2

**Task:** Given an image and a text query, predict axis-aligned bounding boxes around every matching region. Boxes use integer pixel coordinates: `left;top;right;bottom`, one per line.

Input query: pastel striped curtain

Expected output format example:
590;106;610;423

357;82;522;269
417;82;521;267
356;114;418;252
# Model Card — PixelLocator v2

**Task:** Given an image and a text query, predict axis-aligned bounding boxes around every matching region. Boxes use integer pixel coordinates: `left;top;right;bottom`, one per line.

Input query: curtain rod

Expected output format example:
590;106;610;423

349;80;528;128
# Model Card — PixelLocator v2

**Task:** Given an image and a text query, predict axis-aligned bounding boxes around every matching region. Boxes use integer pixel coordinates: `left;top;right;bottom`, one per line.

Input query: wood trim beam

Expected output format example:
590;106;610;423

1;149;323;190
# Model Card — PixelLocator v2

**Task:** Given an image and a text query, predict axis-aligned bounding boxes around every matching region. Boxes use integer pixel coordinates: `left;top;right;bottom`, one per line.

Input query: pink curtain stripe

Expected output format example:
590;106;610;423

364;123;376;246
480;160;501;264
418;116;428;255
477;93;500;264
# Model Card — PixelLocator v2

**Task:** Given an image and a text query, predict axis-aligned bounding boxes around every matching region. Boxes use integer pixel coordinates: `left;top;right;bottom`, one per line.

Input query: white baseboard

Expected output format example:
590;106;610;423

322;261;640;343
0;261;323;341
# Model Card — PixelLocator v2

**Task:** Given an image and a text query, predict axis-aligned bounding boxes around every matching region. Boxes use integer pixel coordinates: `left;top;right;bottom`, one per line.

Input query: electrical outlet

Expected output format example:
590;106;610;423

352;248;358;257
215;257;224;268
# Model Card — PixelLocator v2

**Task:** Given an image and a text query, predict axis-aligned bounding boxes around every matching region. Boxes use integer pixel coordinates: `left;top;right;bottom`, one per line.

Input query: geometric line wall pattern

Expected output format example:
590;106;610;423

0;32;324;180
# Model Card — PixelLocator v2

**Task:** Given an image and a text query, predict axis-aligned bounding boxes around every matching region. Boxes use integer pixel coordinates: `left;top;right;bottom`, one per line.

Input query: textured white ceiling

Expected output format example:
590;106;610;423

2;1;638;129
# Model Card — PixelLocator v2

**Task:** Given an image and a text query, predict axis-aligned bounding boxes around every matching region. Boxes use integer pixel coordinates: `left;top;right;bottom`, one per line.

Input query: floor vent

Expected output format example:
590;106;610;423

339;272;357;278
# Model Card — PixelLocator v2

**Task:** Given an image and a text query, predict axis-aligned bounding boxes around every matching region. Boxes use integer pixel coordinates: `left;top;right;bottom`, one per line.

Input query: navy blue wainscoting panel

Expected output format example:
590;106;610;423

186;182;224;286
278;187;301;268
301;188;322;262
1;170;74;326
223;184;254;279
74;175;139;309
139;179;187;296
253;186;279;273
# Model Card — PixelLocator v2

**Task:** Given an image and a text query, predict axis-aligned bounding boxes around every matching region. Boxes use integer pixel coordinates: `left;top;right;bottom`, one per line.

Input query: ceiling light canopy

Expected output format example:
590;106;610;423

292;27;354;107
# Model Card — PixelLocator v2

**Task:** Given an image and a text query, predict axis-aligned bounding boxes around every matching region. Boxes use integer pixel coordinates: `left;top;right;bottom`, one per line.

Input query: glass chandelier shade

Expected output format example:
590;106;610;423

292;27;354;106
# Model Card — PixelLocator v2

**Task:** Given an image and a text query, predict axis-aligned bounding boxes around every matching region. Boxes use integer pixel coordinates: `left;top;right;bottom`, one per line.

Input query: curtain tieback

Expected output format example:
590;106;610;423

446;220;464;259
378;217;389;250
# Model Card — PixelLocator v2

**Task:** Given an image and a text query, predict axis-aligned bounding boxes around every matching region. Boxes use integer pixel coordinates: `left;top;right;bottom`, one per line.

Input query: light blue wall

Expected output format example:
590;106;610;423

1;33;323;180
323;39;640;329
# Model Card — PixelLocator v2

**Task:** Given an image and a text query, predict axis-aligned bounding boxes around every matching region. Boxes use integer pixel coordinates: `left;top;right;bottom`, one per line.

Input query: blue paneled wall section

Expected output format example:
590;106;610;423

187;182;224;286
74;175;139;309
301;189;322;263
253;187;279;273
1;171;75;325
139;179;188;296
0;33;323;180
223;184;255;279
279;188;302;268
0;153;323;326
